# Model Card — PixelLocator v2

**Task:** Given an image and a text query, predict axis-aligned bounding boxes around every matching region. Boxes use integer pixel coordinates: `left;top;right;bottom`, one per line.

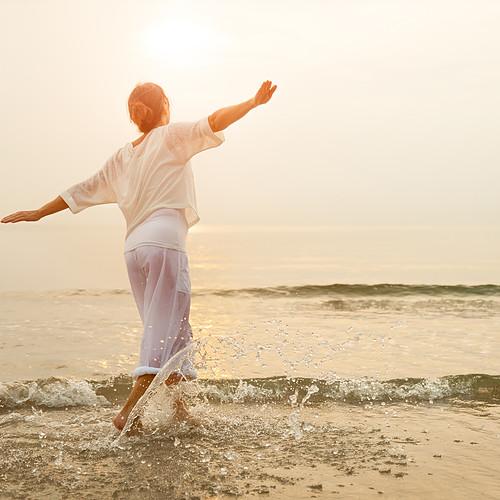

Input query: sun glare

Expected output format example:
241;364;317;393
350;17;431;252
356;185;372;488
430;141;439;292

142;18;225;68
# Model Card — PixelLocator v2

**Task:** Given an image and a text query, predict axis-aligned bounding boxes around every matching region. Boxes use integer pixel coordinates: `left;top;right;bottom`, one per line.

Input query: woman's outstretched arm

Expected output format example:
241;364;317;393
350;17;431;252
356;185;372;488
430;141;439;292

209;80;277;132
3;150;118;224
1;195;69;223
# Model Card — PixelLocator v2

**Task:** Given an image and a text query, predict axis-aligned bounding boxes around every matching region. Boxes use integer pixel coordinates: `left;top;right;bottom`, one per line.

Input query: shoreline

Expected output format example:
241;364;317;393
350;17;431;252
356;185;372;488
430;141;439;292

1;401;498;499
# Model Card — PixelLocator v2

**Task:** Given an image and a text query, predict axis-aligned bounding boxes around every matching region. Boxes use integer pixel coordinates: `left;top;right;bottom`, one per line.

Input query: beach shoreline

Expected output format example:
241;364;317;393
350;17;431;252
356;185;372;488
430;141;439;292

1;400;499;499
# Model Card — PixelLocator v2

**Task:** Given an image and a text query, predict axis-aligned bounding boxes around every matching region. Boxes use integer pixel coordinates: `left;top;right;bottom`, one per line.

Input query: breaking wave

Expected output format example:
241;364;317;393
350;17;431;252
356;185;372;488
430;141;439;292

1;373;499;412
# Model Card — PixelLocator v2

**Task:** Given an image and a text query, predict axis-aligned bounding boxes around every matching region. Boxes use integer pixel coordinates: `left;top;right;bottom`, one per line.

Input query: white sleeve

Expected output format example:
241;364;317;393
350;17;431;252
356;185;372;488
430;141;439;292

170;116;225;163
60;154;117;214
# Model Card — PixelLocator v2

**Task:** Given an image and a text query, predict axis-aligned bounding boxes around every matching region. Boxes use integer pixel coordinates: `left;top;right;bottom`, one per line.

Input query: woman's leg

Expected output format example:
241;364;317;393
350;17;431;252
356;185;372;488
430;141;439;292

112;372;192;432
113;247;195;431
140;248;197;422
134;247;195;378
112;374;155;431
113;250;150;431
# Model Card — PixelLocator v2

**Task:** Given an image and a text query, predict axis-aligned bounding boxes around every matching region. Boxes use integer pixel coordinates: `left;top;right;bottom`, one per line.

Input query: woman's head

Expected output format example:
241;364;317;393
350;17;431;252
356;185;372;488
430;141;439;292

128;82;169;134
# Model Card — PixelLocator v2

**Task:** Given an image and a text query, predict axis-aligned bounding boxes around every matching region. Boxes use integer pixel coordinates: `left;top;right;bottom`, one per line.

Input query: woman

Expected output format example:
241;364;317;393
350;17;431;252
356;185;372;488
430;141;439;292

1;79;277;432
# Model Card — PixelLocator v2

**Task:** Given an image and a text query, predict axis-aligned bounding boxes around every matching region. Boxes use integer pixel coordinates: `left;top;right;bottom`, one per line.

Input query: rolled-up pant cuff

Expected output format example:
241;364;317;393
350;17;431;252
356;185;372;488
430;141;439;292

131;364;198;381
132;366;161;378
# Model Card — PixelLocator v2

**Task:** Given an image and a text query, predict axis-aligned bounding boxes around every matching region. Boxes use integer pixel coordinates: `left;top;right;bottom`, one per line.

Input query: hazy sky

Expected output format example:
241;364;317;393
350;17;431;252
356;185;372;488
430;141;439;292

1;0;499;229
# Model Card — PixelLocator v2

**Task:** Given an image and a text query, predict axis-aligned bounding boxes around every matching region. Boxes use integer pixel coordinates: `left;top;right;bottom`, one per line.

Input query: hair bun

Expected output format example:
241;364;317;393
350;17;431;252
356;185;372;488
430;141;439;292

129;101;152;126
128;82;167;133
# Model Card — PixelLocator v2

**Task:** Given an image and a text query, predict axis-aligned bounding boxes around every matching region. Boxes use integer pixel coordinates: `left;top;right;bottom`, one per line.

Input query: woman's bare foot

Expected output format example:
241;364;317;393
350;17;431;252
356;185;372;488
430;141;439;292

172;398;201;425
112;374;155;433
112;373;196;432
113;411;145;436
164;371;184;385
125;415;144;436
112;411;128;431
173;398;189;420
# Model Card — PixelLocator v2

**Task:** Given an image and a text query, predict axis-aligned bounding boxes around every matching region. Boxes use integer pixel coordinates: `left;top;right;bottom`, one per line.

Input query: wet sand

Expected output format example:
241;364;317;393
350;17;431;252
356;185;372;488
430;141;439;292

1;399;499;499
1;275;499;499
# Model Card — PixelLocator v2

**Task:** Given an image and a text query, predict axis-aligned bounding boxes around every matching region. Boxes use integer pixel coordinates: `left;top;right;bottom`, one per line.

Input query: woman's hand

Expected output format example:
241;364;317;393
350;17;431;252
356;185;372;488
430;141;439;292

208;79;278;131
1;210;42;223
252;80;277;107
2;196;69;223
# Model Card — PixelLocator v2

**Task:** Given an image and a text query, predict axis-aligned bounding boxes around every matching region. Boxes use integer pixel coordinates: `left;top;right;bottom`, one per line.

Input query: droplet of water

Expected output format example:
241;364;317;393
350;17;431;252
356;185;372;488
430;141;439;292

223;450;238;461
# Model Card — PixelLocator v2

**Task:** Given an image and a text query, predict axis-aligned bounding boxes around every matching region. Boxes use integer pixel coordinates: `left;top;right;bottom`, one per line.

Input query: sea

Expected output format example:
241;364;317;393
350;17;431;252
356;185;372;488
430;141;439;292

0;223;499;499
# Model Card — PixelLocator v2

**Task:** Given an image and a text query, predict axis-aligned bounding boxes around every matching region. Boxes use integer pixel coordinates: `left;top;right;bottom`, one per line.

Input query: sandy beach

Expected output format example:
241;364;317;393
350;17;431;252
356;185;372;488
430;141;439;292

1;224;499;498
1;398;499;499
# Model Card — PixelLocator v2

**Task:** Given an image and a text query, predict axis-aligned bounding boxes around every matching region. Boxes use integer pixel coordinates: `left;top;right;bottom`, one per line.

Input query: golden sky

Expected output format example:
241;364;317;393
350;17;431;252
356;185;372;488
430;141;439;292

1;0;499;228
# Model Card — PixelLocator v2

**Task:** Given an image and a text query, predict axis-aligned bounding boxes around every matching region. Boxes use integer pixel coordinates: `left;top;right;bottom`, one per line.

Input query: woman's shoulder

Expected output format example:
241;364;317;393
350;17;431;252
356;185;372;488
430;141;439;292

104;145;131;173
154;122;189;150
159;119;207;150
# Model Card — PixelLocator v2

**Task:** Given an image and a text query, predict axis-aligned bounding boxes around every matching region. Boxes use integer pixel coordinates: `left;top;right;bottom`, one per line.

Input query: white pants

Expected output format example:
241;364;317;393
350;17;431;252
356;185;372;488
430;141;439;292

125;245;197;380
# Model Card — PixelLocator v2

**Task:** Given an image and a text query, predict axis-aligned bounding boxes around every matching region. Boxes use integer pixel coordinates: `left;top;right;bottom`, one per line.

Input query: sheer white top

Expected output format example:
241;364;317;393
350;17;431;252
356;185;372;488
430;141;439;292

59;116;225;239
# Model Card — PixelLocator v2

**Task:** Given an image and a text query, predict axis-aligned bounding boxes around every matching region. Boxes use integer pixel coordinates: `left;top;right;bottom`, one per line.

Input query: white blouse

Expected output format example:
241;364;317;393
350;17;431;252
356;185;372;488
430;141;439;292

59;116;225;240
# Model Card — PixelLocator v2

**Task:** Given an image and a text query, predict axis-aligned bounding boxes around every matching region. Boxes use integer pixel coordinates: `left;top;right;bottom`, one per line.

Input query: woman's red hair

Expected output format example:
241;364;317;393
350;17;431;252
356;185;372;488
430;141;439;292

128;82;168;134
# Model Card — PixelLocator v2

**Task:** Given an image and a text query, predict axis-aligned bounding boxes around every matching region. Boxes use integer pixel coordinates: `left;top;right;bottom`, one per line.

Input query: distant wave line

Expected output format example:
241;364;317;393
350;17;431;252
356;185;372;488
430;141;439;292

4;283;499;298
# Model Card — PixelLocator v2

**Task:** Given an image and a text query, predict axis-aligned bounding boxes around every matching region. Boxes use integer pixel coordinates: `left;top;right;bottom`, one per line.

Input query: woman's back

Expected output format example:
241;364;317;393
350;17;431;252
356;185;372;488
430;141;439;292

124;207;188;253
59;116;225;239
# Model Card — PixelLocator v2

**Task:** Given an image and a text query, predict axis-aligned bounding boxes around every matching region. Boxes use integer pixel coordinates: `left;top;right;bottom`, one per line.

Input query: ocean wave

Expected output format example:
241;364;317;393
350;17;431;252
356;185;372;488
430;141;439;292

201;283;500;298
321;298;500;313
187;374;500;405
6;283;499;299
1;374;498;411
0;377;110;411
